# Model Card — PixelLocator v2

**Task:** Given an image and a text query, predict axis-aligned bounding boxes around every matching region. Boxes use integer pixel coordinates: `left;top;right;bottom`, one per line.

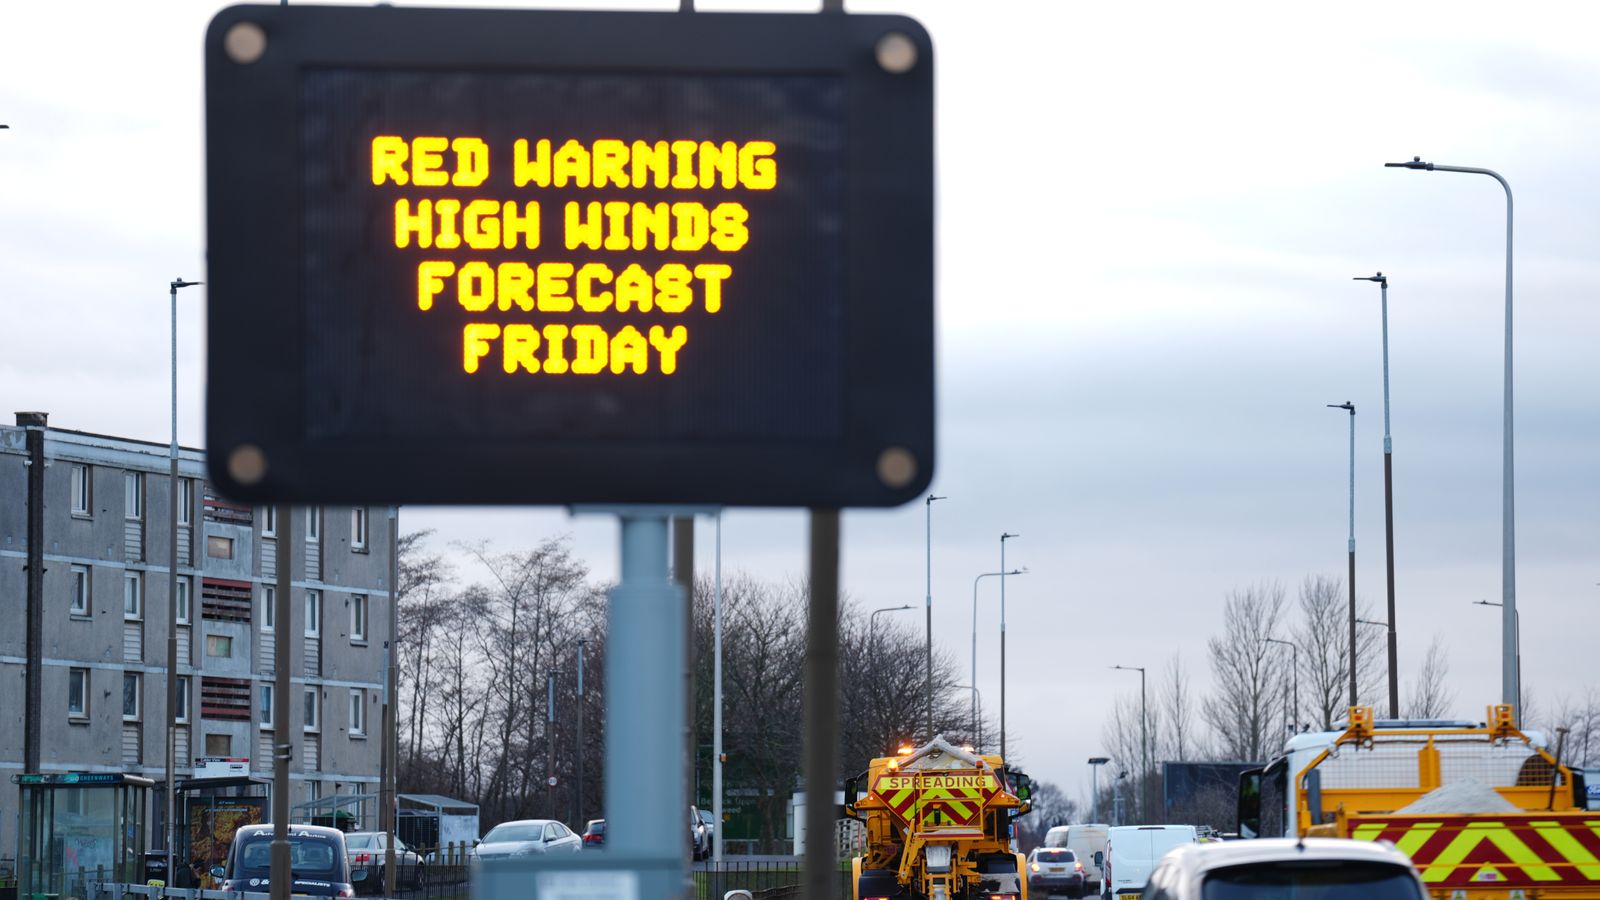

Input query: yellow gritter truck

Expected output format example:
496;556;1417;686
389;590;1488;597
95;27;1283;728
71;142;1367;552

1239;705;1600;900
845;736;1033;900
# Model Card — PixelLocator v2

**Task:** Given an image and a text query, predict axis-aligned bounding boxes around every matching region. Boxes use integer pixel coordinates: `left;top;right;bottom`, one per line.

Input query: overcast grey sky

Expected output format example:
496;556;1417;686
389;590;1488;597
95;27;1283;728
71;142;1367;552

4;0;1597;806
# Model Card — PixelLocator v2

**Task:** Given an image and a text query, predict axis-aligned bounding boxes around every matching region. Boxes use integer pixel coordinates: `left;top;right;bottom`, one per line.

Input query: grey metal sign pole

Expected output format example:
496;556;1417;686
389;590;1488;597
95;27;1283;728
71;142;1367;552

605;510;687;877
803;510;840;900
272;505;295;900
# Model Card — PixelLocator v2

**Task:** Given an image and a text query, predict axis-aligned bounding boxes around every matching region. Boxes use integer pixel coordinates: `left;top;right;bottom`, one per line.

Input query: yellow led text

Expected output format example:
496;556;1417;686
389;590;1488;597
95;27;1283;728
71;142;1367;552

371;135;490;187
462;323;690;375
394;199;541;250
418;261;731;315
514;139;776;191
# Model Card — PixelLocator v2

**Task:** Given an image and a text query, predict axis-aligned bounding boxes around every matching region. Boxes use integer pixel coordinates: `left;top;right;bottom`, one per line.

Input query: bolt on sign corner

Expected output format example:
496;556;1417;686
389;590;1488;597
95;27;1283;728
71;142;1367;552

204;4;934;508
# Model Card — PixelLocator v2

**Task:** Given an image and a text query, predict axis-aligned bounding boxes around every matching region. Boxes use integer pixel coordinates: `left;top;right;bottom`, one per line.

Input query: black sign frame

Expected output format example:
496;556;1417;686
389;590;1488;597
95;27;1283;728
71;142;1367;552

204;4;933;507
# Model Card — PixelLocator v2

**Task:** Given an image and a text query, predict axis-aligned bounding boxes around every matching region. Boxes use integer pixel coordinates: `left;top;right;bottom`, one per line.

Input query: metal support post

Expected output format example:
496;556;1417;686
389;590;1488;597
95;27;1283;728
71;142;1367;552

712;513;724;863
272;505;295;900
384;507;397;892
803;510;840;900
604;512;686;875
575;638;587;827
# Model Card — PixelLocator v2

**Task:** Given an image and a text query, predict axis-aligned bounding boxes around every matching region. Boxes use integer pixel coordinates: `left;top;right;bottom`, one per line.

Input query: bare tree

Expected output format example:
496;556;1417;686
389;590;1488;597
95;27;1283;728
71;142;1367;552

1293;575;1383;731
1404;633;1455;719
1013;780;1078;848
1203;583;1286;762
1160;653;1198;762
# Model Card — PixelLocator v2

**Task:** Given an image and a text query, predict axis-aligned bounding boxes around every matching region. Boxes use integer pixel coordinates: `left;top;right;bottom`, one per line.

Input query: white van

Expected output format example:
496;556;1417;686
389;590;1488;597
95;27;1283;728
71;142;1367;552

1099;824;1198;898
1064;824;1110;886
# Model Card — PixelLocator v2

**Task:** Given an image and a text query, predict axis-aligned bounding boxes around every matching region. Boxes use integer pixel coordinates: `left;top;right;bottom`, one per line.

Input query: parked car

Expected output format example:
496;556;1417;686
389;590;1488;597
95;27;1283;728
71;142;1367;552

1026;847;1086;898
582;819;606;848
1100;824;1198;898
689;806;710;861
213;823;356;898
473;819;583;860
342;831;425;893
1144;837;1429;900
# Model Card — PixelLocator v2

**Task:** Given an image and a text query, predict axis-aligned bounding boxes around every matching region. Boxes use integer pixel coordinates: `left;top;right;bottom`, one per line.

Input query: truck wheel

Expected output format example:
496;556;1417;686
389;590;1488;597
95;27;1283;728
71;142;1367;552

856;868;905;900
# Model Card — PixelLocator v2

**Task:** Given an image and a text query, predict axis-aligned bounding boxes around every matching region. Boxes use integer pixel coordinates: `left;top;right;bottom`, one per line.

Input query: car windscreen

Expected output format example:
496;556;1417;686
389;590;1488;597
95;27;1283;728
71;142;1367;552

1203;860;1424;900
483;823;542;843
344;834;376;850
234;834;344;880
1035;849;1076;863
587;822;606;834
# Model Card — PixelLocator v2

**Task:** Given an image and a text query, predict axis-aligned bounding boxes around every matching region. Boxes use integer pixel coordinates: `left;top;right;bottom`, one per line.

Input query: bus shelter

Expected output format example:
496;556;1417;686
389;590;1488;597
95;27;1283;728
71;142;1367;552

177;775;271;890
12;772;151;898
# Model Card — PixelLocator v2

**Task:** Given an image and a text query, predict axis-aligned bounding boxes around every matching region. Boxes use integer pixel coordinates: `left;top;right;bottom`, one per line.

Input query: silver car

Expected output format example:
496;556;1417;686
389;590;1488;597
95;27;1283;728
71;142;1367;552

473;820;583;861
1142;838;1429;900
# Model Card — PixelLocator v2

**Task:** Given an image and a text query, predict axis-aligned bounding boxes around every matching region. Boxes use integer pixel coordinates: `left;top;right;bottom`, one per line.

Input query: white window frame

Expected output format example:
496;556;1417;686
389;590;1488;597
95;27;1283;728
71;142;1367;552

351;507;368;551
69;668;89;718
71;565;91;616
176;576;192;625
176;675;191;724
261;505;277;538
305;590;321;637
71;464;92;516
178;477;193;526
125;471;143;520
123;672;141;722
261;585;276;633
260;683;275;730
349;689;366;737
350;595;368;643
304;687;320;733
306;506;321;542
124;573;142;621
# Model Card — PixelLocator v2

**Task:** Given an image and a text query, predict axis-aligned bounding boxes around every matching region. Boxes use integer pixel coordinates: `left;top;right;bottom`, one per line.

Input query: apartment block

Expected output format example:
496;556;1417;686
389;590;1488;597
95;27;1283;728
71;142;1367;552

2;413;394;854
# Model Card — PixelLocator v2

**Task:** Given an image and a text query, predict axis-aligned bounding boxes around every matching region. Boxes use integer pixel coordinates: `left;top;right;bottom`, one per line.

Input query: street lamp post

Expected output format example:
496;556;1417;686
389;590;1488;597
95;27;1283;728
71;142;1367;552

164;277;201;886
1473;600;1521;715
870;604;915;646
711;511;722;863
999;533;1018;766
576;638;588;828
1386;156;1517;722
1112;665;1148;822
1354;272;1401;719
971;569;1023;750
1328;401;1357;708
1263;637;1298;735
1088;757;1109;824
924;495;945;742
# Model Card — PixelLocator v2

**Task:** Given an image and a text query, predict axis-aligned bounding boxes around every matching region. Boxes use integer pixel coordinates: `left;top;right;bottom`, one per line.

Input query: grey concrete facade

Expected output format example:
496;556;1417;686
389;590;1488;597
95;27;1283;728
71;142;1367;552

2;416;394;859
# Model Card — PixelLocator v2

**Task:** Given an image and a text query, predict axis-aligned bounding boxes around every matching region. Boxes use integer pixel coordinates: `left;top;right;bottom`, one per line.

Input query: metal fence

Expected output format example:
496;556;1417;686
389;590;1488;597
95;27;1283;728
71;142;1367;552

692;859;851;900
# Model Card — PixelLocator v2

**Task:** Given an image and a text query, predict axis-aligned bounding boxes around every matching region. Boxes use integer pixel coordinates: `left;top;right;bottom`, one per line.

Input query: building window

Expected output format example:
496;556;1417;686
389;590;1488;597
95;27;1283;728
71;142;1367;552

261;505;277;538
205;734;231;756
351;508;368;551
179;477;194;526
123;673;141;721
125;471;143;520
124;573;142;620
304;688;320;733
71;464;92;515
306;507;321;542
262;585;276;632
349;689;365;737
176;676;191;723
69;668;89;718
177;577;192;625
71;565;91;616
305;591;321;637
260;683;274;729
350;595;368;643
206;635;233;658
206;535;234;559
